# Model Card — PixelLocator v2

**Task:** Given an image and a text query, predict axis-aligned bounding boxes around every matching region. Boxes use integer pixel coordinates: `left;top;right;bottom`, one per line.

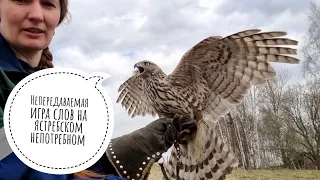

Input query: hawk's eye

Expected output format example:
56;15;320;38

145;62;151;66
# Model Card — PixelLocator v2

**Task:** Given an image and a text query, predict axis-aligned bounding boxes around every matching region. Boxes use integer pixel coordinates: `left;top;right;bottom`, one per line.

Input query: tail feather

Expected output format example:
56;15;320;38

163;122;238;180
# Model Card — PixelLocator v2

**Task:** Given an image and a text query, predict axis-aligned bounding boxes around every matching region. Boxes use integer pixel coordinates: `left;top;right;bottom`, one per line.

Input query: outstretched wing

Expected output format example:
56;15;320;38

116;71;157;118
166;29;299;122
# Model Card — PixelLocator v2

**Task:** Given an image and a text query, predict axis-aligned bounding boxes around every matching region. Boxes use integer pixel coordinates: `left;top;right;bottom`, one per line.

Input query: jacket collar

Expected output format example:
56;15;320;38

0;33;42;73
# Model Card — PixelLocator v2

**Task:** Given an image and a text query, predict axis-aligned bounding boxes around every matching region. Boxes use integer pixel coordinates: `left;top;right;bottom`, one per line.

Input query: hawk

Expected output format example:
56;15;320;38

116;29;299;180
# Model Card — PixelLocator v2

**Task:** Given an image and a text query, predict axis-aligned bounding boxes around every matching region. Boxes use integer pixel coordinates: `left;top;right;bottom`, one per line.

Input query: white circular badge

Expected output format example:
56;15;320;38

3;68;114;174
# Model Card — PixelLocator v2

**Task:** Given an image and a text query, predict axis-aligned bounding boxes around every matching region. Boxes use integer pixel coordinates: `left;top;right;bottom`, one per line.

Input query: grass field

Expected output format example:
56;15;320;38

148;164;320;180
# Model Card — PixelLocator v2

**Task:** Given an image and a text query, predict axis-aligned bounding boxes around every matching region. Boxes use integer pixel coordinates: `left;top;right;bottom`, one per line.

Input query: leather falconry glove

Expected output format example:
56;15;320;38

106;115;197;180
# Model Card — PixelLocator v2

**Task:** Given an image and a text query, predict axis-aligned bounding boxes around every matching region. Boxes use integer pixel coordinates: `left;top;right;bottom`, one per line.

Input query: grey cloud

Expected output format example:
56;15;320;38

50;0;311;58
214;0;310;16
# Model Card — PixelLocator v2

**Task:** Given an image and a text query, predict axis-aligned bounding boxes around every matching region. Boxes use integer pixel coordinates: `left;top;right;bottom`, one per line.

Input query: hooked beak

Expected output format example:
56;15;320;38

134;63;145;74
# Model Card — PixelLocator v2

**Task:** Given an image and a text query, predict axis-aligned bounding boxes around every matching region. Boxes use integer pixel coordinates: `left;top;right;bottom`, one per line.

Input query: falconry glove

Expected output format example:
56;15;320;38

106;115;197;180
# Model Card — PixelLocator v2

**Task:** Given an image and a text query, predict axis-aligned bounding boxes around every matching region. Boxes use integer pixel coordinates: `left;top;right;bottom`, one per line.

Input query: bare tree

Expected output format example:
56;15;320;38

302;0;320;79
258;70;292;168
282;80;320;169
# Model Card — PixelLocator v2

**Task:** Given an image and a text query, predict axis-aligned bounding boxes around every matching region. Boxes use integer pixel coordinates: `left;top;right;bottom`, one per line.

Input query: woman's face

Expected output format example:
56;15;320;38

0;0;61;51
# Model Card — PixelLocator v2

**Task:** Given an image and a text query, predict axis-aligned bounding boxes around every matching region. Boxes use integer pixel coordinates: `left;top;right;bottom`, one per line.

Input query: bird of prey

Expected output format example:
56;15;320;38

116;29;299;180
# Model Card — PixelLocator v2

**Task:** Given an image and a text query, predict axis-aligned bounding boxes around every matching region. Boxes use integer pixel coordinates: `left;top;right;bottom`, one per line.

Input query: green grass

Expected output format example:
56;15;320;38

226;169;320;180
148;164;320;180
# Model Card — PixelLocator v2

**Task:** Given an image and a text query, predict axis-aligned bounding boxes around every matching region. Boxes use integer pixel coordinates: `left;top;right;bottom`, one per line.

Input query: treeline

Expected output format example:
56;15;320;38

216;73;320;170
215;1;320;170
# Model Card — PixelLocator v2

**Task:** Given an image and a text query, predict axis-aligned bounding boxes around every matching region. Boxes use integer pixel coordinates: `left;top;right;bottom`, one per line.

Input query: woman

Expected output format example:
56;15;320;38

0;0;197;179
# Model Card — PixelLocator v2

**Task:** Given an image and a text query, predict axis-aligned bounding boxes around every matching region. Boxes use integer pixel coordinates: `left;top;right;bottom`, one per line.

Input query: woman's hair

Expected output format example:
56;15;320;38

39;0;70;69
39;47;53;69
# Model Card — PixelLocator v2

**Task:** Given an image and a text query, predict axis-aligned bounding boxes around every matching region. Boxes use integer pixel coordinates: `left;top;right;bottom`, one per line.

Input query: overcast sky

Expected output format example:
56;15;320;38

49;0;319;139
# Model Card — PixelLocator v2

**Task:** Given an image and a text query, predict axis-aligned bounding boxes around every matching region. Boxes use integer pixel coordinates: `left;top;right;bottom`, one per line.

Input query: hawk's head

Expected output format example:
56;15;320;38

134;60;162;78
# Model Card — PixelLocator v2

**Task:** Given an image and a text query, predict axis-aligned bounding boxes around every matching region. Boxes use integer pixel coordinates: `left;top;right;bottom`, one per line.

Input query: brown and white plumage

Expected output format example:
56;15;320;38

116;29;299;180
